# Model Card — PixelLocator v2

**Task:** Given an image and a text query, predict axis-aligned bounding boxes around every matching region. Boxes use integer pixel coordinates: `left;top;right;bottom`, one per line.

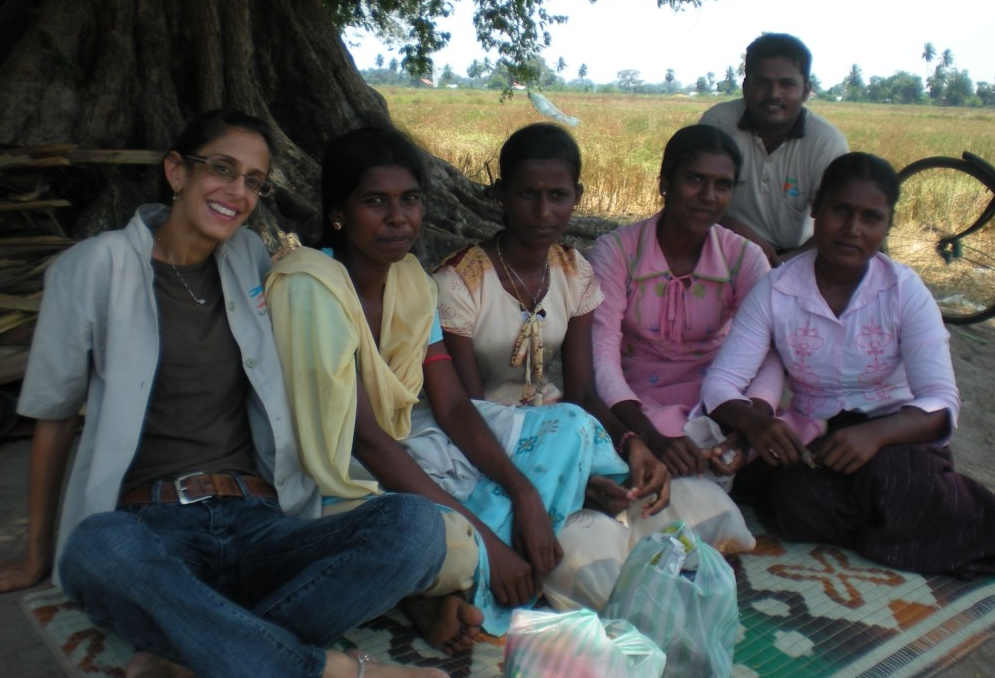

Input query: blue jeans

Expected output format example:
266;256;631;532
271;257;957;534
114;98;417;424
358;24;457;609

59;493;445;678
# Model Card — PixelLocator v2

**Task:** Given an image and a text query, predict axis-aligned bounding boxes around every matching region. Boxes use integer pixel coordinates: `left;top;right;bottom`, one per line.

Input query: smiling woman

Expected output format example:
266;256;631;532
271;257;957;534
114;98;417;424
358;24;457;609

701;152;995;577
589;124;781;479
3;110;451;678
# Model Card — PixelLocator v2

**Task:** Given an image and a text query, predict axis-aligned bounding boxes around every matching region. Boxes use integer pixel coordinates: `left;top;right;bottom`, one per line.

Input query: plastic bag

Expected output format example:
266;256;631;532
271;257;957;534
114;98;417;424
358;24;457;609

503;608;666;678
602;522;738;678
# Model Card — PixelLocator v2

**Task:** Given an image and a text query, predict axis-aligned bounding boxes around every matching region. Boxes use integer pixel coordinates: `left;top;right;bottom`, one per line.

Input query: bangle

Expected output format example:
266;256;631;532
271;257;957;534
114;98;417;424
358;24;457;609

422;353;453;367
617;431;640;459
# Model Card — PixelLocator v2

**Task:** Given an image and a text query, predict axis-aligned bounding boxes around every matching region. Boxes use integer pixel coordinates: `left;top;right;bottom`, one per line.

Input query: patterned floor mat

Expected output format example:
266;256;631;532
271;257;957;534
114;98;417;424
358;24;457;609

20;508;995;677
731;507;995;677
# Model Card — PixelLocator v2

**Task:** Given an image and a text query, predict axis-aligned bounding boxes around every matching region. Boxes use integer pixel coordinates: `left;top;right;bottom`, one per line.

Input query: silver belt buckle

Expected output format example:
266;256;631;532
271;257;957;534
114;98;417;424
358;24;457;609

174;472;211;505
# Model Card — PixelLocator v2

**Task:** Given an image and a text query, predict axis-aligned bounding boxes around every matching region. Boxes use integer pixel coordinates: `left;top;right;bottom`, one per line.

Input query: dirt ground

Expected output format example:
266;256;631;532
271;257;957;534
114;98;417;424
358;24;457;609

940;319;995;493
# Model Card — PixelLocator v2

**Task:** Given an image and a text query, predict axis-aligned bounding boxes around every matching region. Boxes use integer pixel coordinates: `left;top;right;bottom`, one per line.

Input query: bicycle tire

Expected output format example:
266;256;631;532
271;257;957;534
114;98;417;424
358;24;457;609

887;154;995;325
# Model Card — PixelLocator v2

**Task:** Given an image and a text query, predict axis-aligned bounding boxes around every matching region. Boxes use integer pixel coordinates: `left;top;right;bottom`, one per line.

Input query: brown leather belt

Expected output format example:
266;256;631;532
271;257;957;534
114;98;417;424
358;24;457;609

119;472;277;506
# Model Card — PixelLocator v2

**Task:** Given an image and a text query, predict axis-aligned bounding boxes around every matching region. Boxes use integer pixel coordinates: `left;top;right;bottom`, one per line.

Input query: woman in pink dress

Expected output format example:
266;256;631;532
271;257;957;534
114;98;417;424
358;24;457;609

589;124;782;479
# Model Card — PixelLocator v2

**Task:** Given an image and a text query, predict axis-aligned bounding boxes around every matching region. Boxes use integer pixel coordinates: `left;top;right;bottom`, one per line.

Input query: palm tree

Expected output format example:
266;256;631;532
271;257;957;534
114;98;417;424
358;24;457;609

922;42;935;79
440;64;455;86
578;63;588;80
844;63;864;100
467;59;483;86
556;56;567;74
375;53;384;69
721;66;736;94
665;68;676;93
941;48;954;69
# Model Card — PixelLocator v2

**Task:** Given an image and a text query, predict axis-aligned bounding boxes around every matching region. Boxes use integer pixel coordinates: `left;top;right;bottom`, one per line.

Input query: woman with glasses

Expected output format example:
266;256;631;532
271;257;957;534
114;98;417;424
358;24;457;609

0;109;449;678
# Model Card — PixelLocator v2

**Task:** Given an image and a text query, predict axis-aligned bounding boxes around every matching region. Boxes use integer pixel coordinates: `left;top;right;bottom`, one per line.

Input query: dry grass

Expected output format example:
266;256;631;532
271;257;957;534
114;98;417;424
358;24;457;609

381;88;995;219
889;164;995;318
382;87;995;316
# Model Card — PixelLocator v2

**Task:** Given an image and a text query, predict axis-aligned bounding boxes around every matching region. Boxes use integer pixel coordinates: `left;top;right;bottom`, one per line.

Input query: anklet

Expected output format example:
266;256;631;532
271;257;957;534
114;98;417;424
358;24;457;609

355;652;370;678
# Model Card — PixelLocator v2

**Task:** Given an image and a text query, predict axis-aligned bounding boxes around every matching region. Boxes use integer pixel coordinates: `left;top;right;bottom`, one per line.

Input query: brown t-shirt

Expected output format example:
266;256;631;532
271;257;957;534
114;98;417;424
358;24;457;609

122;257;256;491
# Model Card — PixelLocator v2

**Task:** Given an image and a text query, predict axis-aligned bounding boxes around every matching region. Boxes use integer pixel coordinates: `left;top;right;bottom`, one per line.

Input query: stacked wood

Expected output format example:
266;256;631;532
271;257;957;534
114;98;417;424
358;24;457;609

0;145;159;388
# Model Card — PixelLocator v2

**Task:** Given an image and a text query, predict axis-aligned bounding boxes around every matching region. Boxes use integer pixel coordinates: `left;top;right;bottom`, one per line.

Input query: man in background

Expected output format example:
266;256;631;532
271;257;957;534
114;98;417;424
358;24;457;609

700;33;848;265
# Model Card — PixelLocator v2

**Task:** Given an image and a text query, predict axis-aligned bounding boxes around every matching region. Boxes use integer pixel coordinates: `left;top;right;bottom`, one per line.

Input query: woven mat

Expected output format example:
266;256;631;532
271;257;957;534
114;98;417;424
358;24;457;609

18;588;504;678
20;508;995;678
731;507;995;677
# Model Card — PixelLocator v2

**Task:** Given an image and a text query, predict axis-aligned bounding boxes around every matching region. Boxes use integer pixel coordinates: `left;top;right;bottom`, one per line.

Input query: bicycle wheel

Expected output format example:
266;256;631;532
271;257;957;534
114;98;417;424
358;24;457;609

887;155;995;324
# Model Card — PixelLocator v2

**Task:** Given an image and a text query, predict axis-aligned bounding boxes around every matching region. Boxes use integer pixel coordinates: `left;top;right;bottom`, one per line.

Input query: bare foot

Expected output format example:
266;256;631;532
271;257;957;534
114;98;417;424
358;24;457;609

323;650;448;678
125;652;196;678
400;594;484;655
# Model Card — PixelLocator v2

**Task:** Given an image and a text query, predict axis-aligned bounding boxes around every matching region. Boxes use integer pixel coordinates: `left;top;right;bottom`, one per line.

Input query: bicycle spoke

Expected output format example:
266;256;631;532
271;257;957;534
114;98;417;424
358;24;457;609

888;158;995;324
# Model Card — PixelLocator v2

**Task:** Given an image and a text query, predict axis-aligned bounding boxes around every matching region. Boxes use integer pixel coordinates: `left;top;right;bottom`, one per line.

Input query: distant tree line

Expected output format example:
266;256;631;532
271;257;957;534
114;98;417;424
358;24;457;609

359;45;995;108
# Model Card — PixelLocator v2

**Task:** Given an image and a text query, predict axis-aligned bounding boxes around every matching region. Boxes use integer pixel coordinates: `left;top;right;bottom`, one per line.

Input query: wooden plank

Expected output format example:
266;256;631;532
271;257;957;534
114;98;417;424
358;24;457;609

0;157;71;170
0;236;75;246
0;200;72;213
0;294;41;312
0;311;33;335
0;143;76;158
67;149;161;164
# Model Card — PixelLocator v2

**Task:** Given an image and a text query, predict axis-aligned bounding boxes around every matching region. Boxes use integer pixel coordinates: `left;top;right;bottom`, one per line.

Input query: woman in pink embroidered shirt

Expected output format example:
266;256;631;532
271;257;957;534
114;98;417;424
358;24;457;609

702;152;995;575
589;124;782;479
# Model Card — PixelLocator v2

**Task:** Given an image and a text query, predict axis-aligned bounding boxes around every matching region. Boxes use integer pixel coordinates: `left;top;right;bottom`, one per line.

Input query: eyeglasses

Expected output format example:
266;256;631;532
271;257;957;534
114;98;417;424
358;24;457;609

184;154;275;197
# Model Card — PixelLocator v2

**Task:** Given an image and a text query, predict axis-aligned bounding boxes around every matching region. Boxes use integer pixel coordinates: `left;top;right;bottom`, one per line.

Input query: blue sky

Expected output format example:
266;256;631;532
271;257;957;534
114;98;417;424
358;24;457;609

344;0;993;87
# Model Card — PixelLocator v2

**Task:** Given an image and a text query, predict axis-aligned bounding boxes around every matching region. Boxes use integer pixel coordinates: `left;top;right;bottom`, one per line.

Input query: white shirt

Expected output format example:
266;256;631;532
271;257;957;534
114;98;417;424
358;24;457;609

700;99;849;249
701;250;959;444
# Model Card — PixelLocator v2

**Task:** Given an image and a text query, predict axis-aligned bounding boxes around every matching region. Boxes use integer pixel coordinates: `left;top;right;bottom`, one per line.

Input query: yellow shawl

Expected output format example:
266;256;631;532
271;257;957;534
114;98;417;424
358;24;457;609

266;247;437;498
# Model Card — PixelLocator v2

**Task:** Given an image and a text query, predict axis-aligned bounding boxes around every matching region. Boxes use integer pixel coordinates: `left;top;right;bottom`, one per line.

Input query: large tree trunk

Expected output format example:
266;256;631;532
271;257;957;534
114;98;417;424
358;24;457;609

0;0;524;263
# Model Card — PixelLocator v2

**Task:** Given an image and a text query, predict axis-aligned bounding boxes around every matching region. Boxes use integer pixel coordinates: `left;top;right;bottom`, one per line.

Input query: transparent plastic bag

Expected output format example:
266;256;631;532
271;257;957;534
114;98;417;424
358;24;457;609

601;522;738;678
503;608;666;678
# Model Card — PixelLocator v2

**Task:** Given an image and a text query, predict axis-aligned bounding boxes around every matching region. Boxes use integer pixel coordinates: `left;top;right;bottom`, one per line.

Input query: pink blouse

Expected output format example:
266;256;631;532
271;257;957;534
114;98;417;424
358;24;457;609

701;250;960;444
589;214;781;436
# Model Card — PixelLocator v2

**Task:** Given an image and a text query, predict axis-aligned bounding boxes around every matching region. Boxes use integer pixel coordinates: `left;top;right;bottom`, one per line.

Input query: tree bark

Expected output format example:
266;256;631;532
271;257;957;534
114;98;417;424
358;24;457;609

0;0;615;264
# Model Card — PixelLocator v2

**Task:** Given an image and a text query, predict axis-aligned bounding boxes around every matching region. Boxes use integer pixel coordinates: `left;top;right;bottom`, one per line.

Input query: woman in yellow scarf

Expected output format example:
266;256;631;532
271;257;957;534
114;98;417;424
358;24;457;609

266;128;664;642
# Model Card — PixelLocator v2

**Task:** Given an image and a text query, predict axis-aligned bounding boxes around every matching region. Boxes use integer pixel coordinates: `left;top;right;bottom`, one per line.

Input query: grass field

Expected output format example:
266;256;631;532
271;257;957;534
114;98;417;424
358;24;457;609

378;87;995;220
380;87;995;317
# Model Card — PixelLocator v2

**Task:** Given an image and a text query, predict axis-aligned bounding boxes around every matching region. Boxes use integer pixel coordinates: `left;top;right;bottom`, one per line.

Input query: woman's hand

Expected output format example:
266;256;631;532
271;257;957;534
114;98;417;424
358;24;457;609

583;475;634;516
643;430;710;477
509;488;563;591
811;424;882;474
707;430;751;476
482;533;537;607
740;414;808;467
625;440;671;517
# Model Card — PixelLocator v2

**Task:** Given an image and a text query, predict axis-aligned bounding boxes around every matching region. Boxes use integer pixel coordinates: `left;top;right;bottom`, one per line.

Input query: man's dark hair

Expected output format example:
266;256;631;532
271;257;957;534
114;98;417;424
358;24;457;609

744;33;812;82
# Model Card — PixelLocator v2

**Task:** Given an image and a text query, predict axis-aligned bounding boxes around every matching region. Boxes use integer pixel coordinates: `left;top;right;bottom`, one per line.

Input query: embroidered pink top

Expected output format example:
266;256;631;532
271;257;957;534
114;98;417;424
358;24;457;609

701;249;960;445
589;214;782;437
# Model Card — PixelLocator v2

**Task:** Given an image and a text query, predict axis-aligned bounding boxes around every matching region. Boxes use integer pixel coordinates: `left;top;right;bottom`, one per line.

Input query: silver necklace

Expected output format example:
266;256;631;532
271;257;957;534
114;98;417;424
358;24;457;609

156;238;206;305
496;233;549;309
